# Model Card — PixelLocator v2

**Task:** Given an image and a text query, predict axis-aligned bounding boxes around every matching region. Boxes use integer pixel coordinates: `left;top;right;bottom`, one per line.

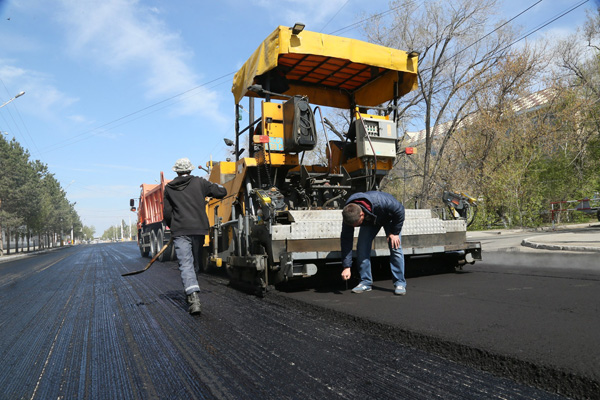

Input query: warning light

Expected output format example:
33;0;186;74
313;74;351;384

253;135;271;144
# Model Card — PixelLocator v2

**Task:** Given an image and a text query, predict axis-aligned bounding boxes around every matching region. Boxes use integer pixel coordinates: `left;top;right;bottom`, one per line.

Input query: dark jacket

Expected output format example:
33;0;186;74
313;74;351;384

340;191;405;268
163;175;227;237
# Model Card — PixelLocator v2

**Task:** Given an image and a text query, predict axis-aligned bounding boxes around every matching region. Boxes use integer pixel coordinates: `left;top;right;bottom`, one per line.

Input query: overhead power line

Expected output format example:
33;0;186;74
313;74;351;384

39;71;235;154
502;0;590;52
320;0;350;32
328;2;408;35
0;81;40;157
39;2;414;155
450;0;544;61
38;0;592;155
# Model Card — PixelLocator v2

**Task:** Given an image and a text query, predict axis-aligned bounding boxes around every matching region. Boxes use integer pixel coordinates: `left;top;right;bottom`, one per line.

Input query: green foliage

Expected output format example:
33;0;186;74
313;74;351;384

101;220;134;240
399;5;600;229
82;225;96;240
0;136;82;242
374;3;600;230
101;226;119;240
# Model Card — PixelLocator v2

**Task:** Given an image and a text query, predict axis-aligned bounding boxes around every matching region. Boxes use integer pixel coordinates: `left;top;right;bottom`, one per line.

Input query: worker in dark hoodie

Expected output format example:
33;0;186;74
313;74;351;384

163;158;227;315
340;191;406;295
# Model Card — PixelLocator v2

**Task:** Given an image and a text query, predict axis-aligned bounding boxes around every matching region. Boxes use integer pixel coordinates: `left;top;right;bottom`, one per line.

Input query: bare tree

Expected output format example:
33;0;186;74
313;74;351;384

556;7;600;99
364;0;531;206
555;8;600;146
551;7;600;199
583;5;600;51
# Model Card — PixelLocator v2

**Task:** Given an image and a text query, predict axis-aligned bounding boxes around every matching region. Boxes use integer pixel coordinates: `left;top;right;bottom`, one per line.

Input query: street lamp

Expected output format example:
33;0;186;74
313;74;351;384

0;93;25;138
0;92;25;137
0;91;25;109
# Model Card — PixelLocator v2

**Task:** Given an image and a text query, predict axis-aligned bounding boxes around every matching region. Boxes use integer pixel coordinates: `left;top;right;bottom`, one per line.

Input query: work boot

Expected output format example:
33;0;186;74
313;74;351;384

186;291;202;315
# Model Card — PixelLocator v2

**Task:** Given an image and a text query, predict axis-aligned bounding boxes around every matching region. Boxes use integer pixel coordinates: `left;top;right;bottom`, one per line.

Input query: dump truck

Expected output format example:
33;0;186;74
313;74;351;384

198;25;481;294
129;172;175;262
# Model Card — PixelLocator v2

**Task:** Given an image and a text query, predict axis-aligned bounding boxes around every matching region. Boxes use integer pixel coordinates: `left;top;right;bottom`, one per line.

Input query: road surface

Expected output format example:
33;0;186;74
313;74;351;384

0;242;581;399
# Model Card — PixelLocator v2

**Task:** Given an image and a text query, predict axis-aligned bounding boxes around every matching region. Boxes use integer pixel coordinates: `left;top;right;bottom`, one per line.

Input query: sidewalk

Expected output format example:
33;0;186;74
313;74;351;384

0;245;69;264
521;230;600;252
468;222;600;253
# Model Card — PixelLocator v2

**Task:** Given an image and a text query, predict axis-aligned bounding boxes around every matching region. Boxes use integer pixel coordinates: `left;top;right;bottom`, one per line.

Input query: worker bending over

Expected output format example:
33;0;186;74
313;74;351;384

340;191;406;295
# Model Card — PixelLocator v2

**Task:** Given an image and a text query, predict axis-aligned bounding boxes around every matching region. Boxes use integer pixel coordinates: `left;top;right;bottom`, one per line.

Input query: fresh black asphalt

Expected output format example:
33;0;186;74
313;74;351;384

0;242;597;399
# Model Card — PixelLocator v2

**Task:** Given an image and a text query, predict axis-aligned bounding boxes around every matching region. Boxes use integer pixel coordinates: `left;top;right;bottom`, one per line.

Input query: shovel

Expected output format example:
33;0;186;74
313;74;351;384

122;238;173;277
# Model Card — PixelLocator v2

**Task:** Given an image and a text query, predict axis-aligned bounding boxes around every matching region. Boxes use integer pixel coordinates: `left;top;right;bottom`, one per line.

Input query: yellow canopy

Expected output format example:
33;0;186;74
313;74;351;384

232;26;418;109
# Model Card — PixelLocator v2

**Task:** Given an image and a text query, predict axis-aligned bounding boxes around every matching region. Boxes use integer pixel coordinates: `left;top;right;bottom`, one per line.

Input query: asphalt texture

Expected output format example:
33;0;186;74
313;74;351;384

0;240;584;400
277;223;600;399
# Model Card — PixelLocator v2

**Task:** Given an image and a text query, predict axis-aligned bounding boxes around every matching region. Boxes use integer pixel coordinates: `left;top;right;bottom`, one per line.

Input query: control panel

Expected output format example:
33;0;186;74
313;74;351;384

355;114;397;158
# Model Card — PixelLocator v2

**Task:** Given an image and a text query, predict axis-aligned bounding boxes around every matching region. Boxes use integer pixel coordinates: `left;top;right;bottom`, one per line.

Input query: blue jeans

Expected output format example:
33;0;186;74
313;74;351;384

356;225;405;287
173;235;204;295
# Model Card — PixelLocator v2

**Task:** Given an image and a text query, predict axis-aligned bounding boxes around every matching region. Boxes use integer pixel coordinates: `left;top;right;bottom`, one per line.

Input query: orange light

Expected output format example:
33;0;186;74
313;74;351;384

253;135;270;143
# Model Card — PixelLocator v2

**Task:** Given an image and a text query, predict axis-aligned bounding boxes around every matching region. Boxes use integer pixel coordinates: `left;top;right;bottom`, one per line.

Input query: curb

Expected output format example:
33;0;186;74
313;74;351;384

521;239;600;253
0;246;71;264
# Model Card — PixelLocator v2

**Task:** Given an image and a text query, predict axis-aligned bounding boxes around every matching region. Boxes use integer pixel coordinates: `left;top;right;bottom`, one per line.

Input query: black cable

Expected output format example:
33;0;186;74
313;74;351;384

36;0;590;157
448;0;543;62
39;71;235;153
501;0;589;53
328;3;407;35
320;0;350;32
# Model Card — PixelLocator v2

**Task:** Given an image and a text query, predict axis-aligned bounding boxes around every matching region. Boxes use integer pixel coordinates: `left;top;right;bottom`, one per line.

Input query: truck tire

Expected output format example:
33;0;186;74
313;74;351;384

139;243;149;258
150;231;158;258
139;230;149;257
157;229;169;262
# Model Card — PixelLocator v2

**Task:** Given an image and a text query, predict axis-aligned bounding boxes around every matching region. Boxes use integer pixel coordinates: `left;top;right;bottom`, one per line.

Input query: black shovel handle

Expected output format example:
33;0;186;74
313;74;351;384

122;238;173;277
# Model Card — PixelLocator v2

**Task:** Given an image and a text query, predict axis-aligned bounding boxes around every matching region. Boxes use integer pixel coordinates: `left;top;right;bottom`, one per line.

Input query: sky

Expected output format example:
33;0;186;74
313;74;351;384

0;0;597;236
